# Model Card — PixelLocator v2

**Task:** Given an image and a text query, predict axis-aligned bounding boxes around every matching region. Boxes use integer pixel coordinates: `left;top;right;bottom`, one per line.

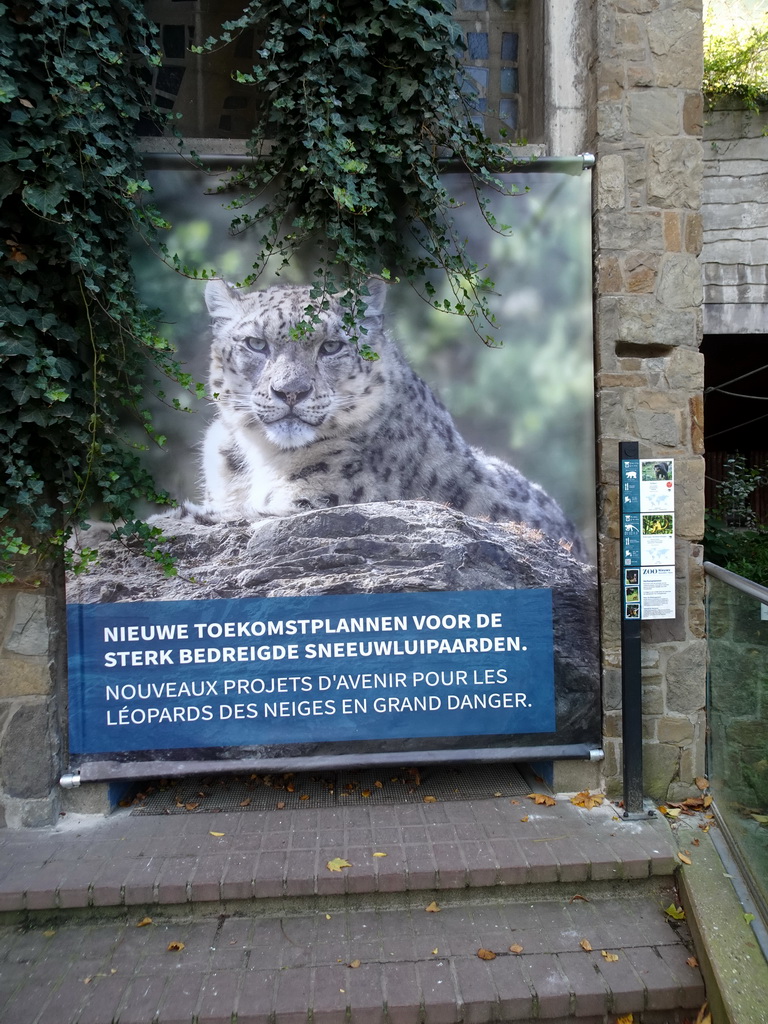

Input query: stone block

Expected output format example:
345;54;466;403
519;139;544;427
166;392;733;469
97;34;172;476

598;255;623;293
648;9;704;89
604;668;622;711
656;254;703;310
623;252;660;292
597;102;626;142
656;716;695;745
628;90;680;136
596;210;664;250
0;655;51;698
672;458;705;539
662;347;704;392
4;594;49;656
642;685;665;716
616;296;696;348
0;702;56;798
597;153;626;211
663;211;682;251
683;92;704;136
643;741;680;800
648;139;703;210
664;639;707;714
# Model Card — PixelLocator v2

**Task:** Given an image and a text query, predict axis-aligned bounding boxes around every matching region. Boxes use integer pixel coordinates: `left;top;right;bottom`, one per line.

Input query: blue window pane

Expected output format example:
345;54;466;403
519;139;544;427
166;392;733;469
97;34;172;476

460;0;488;9
501;32;519;61
500;68;519;94
467;33;489;59
499;98;518;129
462;66;489;96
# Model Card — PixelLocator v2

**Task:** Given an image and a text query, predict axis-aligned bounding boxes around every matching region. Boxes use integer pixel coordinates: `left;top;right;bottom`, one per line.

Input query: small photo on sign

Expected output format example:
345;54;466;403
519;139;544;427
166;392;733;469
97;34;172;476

624;569;638;585
625;587;639;604
641;460;673;482
625;604;640;618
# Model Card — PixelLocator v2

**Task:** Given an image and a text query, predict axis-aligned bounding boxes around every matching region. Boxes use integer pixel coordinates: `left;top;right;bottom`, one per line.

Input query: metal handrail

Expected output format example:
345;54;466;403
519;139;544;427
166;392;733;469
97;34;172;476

703;561;768;604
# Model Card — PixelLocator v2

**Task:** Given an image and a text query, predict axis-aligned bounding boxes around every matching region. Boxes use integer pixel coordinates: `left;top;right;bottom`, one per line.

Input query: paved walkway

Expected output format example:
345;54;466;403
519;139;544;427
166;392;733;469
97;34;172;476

0;795;706;1023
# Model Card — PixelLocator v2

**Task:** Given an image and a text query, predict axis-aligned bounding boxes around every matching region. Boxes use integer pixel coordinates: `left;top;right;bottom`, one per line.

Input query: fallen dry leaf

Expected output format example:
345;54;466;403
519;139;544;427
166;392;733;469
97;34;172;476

477;948;496;960
750;814;768;824
136;917;153;928
493;792;502;797
276;801;286;810
601;950;619;962
239;798;251;807
687;956;699;968
527;792;556;806
300;794;310;801
570;790;605;810
423;795;437;803
349;959;361;968
372;852;387;858
703;795;713;808
43;929;56;938
579;939;593;952
374;780;383;789
616;1015;634;1024
694;1004;712;1024
185;802;199;811
692;838;701;846
432;947;439;955
570;894;590;903
209;831;225;837
509;943;524;954
695;776;709;791
361;790;372;798
325;914;332;920
520;815;529;822
678;852;692;865
425;901;441;913
167;941;185;952
326;857;352;872
664;903;686;921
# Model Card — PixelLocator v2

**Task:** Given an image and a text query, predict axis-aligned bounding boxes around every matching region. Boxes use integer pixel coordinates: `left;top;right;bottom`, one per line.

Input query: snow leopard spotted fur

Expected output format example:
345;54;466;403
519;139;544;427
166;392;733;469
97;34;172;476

183;279;586;559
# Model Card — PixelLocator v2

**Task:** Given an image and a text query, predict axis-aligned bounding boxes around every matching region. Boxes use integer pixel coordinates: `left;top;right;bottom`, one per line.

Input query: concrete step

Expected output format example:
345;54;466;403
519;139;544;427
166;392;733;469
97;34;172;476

0;887;705;1024
0;798;677;913
0;795;707;1022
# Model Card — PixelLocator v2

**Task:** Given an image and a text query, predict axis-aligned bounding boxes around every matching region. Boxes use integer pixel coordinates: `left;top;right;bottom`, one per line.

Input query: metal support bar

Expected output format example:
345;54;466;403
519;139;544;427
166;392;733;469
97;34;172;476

620;441;644;815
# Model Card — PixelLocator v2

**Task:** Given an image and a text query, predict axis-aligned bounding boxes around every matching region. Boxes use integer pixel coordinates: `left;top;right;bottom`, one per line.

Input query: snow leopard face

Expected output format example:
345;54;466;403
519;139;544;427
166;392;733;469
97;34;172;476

205;281;388;450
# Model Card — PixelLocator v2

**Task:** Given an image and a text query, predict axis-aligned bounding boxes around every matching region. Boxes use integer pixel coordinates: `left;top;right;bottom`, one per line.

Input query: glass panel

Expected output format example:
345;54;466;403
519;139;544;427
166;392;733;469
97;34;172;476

460;0;488;9
467;32;490;59
501;32;519;61
707;573;768;918
498;97;518;128
500;67;519;94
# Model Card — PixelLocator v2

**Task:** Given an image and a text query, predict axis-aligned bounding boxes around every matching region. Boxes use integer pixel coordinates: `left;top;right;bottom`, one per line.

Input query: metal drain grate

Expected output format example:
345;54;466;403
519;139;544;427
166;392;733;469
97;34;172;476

129;763;531;815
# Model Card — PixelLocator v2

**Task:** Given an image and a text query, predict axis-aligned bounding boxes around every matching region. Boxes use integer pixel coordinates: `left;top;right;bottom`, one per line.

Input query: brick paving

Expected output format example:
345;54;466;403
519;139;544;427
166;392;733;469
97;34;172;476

0;796;706;1022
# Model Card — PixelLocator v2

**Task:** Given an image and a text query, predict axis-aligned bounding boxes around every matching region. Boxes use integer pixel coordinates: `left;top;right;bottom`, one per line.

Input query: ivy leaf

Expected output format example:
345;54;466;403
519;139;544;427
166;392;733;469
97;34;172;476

22;183;66;216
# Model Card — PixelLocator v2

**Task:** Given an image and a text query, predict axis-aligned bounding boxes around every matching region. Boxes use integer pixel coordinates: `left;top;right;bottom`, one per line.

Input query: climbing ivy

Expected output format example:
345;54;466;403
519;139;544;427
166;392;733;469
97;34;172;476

191;0;518;348
1;0;519;579
0;0;196;580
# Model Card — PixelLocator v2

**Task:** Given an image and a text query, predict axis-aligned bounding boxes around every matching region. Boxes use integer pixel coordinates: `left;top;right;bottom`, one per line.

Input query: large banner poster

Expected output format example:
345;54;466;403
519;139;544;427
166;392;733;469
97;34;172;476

66;158;600;776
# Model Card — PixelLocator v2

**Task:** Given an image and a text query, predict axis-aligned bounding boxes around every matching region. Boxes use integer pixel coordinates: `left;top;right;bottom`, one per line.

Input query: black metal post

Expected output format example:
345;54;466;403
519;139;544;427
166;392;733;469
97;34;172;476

619;441;644;815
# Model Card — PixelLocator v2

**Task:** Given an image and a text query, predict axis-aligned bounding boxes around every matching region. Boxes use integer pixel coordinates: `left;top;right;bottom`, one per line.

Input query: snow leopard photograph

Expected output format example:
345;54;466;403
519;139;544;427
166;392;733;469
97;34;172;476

65;161;601;763
131;164;597;563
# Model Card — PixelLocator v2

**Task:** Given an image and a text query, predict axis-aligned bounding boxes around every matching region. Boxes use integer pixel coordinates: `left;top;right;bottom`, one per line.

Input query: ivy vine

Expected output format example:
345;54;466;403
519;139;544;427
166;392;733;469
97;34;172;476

1;0;521;580
0;0;192;580
192;0;519;347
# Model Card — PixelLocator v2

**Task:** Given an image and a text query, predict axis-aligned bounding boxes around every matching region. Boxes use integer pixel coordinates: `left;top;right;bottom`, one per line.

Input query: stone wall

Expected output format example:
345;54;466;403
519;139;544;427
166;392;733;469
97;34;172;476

591;0;706;801
0;584;61;827
702;99;768;335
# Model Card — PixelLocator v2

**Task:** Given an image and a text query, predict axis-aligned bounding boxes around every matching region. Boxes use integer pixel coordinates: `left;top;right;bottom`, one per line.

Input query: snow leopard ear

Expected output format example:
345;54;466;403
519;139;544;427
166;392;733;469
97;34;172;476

205;279;240;322
361;278;388;318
